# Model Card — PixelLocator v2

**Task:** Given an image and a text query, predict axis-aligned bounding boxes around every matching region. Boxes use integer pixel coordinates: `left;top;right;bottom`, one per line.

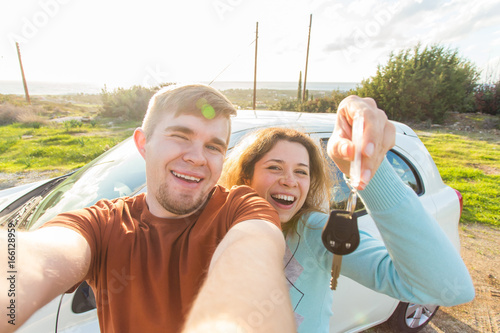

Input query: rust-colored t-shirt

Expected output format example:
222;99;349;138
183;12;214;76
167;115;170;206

44;185;280;332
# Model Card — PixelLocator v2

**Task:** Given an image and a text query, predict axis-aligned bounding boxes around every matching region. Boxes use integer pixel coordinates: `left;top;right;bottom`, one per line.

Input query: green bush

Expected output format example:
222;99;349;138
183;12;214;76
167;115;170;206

63;119;84;131
474;81;499;115
99;84;174;121
355;44;479;123
270;90;352;113
99;85;154;121
301;90;352;113
270;99;299;111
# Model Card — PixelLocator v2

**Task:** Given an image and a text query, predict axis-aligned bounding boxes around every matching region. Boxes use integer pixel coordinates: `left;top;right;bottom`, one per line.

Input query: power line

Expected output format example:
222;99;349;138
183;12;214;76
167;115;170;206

208;38;256;86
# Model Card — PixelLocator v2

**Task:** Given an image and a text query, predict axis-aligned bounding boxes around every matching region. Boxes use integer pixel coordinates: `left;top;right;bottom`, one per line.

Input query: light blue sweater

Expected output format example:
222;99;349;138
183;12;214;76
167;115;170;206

284;158;475;332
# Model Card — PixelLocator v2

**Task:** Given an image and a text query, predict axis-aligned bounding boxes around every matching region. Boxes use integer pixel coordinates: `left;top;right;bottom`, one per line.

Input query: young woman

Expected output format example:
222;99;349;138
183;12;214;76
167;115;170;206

219;100;474;332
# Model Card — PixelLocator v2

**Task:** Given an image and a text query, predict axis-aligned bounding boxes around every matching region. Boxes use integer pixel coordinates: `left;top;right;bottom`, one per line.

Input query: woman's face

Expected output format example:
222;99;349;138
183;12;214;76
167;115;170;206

249;140;311;223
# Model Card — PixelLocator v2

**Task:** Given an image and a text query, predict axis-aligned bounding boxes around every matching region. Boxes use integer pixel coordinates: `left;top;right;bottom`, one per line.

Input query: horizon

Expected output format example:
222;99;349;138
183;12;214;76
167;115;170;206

0;80;361;96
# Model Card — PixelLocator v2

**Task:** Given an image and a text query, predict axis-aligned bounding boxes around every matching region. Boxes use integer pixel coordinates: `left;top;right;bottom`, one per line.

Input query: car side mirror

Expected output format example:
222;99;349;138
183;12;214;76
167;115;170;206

72;281;96;314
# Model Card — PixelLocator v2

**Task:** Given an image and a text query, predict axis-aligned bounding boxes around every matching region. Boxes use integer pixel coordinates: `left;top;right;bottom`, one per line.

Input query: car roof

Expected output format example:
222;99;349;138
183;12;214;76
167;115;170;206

231;110;417;137
232;110;335;134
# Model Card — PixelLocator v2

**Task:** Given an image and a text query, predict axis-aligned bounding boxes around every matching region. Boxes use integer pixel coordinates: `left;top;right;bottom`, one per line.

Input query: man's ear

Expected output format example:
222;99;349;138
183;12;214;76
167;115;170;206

134;128;147;159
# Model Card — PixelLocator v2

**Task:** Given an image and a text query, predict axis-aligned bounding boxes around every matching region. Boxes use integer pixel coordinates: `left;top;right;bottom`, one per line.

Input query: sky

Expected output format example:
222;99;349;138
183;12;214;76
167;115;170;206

1;0;499;89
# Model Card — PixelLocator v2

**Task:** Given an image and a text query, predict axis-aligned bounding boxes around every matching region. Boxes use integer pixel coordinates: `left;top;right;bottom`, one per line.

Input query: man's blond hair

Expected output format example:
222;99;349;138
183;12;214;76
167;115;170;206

142;84;237;141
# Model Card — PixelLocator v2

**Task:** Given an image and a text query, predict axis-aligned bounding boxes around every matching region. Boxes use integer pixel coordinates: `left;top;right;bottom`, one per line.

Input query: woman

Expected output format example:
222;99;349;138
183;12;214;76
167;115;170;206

219;106;474;332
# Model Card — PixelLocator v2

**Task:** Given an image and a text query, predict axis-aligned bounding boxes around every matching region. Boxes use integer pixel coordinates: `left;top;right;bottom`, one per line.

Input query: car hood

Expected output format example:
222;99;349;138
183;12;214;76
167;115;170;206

0;180;52;212
393;121;418;137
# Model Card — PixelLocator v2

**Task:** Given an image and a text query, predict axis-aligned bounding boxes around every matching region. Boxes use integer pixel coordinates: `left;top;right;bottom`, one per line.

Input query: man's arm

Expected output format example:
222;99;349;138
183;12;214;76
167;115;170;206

1;227;90;332
182;219;296;333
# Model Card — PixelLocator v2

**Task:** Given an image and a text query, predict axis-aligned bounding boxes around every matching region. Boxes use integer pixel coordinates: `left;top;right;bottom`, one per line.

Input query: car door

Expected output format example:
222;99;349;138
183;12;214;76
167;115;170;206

312;134;435;333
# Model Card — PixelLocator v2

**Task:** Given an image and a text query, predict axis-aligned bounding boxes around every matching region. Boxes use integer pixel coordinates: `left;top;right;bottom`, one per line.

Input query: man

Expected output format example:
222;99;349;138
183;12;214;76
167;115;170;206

1;84;295;333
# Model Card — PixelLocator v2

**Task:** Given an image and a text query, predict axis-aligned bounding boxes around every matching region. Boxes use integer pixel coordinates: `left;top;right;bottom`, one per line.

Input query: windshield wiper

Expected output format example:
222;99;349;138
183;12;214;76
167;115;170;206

0;195;44;230
0;175;69;219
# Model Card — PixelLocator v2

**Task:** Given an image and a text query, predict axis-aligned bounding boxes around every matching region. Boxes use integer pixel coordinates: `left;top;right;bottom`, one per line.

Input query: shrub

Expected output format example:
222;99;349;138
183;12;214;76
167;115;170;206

270;90;352;113
62;119;84;131
270;99;299;111
474;81;499;115
0;103;47;126
301;90;352;113
100;84;173;121
0;103;18;125
356;44;479;123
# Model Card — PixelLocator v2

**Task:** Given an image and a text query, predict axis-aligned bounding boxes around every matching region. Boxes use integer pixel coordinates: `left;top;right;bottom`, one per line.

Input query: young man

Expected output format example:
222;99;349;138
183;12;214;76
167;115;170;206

0;84;296;333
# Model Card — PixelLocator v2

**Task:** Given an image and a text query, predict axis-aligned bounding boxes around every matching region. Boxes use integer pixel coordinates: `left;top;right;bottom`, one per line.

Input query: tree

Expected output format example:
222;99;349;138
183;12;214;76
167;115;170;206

356;44;479;123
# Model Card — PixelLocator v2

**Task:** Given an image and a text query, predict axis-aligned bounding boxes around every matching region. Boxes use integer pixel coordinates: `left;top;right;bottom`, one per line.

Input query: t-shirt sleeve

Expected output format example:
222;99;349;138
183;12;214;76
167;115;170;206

225;185;281;230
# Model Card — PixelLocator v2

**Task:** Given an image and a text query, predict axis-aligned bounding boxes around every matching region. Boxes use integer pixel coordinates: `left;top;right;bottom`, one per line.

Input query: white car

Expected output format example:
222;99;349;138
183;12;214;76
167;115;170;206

0;110;463;333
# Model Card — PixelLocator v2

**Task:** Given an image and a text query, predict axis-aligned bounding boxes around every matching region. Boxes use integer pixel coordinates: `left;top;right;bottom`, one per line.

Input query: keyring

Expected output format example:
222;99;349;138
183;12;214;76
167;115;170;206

345;186;357;218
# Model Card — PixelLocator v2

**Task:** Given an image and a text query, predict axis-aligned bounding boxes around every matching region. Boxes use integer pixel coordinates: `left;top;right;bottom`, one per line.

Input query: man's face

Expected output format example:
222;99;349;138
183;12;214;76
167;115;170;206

135;113;229;218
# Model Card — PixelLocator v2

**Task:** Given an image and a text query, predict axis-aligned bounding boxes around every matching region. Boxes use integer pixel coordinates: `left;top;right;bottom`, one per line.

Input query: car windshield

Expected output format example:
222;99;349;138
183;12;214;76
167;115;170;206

27;138;146;230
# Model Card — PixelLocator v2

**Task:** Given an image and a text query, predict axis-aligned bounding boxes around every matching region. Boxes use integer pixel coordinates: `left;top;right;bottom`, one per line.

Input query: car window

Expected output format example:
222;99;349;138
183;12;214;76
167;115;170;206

320;139;422;211
385;150;422;194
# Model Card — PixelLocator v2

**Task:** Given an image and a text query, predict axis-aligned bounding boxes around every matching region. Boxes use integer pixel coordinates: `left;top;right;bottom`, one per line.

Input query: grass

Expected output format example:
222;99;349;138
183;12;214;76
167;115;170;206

0;121;136;173
417;132;499;228
0;94;138;174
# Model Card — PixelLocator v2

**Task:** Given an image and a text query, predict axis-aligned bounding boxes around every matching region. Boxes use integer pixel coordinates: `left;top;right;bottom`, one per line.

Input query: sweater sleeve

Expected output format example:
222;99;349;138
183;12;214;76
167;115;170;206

341;158;475;306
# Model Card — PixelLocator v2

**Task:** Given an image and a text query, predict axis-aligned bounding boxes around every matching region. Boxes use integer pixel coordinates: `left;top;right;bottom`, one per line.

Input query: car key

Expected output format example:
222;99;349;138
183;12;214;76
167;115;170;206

330;252;342;290
323;113;363;289
322;208;360;289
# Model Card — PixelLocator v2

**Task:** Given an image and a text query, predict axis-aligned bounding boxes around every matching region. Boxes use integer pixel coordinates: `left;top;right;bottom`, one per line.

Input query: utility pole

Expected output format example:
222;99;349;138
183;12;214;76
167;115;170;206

253;22;258;110
302;14;312;103
16;42;31;104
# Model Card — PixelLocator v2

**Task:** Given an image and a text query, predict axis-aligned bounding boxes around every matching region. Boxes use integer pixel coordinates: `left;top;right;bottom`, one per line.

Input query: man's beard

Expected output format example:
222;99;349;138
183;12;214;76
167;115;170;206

156;183;207;216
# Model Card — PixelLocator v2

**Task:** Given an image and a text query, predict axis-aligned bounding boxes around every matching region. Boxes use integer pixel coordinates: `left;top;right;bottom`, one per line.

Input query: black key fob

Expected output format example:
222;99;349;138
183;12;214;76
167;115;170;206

322;210;360;255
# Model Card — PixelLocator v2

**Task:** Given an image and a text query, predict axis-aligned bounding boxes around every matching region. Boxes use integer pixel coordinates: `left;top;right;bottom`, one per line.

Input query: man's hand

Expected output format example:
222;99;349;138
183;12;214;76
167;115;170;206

327;95;395;190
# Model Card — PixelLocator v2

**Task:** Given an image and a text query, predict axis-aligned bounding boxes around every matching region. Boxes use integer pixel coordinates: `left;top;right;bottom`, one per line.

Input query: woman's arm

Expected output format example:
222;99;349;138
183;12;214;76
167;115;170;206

341;158;475;306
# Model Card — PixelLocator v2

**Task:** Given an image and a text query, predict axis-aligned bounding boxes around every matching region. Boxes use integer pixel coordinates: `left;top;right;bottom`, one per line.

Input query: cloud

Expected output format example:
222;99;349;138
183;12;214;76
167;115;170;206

439;1;500;40
322;0;500;60
2;0;498;84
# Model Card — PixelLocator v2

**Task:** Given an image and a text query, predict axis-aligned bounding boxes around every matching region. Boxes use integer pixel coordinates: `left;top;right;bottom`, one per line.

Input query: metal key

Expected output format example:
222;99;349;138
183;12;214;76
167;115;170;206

322;190;360;290
330;253;342;290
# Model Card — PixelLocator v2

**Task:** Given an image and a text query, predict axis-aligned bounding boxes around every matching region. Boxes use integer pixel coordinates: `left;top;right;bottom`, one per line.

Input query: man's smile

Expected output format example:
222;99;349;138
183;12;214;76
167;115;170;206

171;171;202;183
